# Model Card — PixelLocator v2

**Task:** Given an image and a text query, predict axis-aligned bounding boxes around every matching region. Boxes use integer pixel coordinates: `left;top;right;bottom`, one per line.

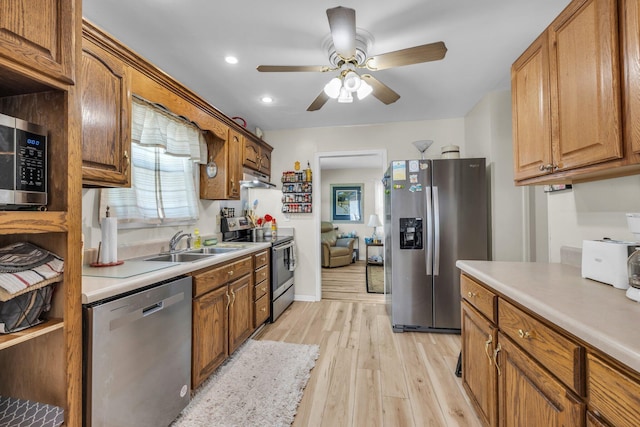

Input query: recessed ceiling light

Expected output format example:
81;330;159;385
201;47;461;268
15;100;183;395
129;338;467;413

261;96;273;103
225;56;238;64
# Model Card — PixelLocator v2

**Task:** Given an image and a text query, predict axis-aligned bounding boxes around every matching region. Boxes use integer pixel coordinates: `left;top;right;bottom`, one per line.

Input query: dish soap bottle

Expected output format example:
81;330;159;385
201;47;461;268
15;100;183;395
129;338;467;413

271;219;277;239
193;228;202;249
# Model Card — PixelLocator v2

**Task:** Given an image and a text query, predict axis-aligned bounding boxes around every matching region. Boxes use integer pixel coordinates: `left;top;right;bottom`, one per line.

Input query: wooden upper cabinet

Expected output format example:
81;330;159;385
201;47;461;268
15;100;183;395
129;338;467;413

243;137;273;177
512;33;552;181
622;0;640;156
548;0;622;171
80;31;131;187
228;129;243;199
0;0;74;84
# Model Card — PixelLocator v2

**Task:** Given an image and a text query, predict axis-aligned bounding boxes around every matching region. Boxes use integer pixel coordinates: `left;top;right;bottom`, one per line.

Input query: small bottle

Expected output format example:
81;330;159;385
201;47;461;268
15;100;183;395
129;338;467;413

193;228;202;249
305;162;312;182
271;219;277;239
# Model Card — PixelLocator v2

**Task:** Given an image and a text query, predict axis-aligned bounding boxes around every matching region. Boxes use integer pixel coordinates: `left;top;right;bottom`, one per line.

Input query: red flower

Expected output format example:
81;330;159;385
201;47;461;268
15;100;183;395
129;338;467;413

264;214;273;222
256;218;264;226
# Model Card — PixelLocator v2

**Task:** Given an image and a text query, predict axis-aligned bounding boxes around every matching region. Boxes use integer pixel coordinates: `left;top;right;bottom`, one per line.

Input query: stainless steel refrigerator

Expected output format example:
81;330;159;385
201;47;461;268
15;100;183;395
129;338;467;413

383;158;488;332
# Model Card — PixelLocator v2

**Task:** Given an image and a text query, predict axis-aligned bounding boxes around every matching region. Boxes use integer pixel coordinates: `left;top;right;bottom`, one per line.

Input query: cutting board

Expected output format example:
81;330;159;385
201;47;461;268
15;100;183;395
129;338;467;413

82;260;177;279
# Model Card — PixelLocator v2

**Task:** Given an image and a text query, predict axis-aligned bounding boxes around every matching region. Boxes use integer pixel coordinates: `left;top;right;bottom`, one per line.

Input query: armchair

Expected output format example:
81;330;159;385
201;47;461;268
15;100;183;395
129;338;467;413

321;221;355;268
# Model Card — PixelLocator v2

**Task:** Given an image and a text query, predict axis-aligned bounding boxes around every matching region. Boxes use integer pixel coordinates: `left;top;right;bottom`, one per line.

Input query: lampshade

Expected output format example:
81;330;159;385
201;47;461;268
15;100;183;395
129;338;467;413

356;80;373;100
342;71;361;92
323;77;342;99
337;87;353;103
367;214;382;228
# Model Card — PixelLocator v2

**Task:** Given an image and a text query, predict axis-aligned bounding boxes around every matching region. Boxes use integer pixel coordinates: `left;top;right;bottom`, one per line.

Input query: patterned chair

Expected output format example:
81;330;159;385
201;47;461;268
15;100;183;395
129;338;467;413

320;221;355;268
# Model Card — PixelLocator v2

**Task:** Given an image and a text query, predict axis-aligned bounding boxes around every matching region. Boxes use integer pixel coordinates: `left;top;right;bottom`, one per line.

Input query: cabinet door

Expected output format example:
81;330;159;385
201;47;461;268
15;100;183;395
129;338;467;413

512;32;552;181
228;274;253;354
462;302;498;427
622;0;640;156
228;129;242;199
243;138;261;171
80;36;131;187
496;333;584;427
549;0;622;171
259;145;272;176
0;0;74;84
192;285;229;388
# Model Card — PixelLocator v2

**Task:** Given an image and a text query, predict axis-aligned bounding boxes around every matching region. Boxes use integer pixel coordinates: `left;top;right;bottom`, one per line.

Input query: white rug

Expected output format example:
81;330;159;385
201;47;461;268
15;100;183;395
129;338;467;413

172;339;319;427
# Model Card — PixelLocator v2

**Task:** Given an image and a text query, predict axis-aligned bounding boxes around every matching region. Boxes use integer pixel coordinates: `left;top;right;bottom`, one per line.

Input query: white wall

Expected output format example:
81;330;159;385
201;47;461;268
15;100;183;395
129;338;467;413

546;175;640;261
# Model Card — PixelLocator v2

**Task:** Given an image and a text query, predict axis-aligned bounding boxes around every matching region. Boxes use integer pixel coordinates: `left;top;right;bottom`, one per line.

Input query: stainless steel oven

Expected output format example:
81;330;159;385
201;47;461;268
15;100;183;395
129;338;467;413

271;237;295;322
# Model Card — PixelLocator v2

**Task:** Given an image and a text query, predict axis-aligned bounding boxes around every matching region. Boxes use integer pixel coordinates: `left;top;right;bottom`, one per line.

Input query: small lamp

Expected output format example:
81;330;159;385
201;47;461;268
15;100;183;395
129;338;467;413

367;214;382;243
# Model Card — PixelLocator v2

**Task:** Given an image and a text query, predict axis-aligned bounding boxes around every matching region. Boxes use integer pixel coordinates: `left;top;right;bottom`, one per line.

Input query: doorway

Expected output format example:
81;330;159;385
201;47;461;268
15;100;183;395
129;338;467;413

313;150;387;301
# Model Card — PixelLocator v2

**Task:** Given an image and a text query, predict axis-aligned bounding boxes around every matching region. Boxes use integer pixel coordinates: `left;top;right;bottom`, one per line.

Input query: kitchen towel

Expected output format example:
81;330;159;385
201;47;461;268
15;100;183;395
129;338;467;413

100;217;118;264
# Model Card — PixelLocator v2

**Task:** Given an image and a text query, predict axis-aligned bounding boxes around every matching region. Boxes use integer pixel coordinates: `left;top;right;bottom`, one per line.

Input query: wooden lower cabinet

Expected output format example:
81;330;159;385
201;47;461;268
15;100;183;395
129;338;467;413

253;250;270;328
496;332;584;426
191;256;254;389
461;301;498;427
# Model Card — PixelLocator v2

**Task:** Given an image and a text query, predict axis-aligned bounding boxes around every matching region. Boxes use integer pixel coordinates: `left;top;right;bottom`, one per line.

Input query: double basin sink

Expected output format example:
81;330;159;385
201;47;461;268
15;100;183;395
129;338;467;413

143;246;242;263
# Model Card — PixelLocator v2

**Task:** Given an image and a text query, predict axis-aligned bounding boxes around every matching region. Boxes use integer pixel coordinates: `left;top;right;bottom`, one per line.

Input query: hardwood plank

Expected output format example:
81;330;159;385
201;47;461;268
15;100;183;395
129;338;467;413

377;314;409;399
383;396;415;427
353;369;383;427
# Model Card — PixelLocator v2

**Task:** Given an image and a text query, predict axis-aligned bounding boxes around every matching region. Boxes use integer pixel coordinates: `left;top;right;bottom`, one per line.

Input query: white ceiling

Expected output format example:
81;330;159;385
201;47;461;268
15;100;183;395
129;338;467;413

82;0;571;132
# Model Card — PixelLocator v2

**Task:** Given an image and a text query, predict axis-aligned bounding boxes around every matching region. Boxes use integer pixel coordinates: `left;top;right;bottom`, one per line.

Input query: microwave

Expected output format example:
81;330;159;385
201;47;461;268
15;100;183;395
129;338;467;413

0;113;47;208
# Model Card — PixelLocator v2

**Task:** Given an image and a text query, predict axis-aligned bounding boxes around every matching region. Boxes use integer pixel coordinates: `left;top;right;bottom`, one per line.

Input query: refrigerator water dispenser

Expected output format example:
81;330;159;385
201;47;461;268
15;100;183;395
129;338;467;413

399;217;423;249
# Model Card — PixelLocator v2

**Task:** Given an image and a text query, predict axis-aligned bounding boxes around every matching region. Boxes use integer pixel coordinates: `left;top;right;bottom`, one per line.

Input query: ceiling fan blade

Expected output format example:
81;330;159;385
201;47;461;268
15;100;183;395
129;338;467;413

257;65;330;72
326;6;356;60
307;91;330;111
366;41;447;71
361;75;400;105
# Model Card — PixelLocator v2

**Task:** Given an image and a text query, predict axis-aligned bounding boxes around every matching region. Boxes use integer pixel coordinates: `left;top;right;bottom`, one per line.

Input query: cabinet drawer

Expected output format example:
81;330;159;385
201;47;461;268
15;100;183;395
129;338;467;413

254;280;269;301
498;299;583;394
254;294;270;326
461;274;497;323
255;264;269;286
192;256;253;297
254;250;269;269
587;352;640;427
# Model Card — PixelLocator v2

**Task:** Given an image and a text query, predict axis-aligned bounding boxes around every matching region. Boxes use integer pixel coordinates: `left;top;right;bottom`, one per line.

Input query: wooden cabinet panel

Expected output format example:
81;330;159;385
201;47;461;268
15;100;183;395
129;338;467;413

461;274;497;323
80;33;131;187
254;294;270;326
549;0;622;172
254;249;269;269
621;0;640;156
0;0;74;84
227;129;242;199
192;256;252;297
497;333;584;427
461;301;498;427
228;274;252;354
255;264;269;285
586;411;611;427
511;32;552;181
587;352;640;427
192;285;228;389
254;280;269;301
243;137;272;176
498;298;583;394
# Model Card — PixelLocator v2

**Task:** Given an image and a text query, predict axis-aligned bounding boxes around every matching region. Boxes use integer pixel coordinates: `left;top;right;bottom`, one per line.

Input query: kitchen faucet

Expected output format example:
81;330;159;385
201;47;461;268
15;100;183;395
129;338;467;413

169;230;192;253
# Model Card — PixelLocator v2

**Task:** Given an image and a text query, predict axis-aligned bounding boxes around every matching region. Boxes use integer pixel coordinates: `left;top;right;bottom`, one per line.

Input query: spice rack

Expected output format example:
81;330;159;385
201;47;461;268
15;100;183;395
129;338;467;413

281;171;312;213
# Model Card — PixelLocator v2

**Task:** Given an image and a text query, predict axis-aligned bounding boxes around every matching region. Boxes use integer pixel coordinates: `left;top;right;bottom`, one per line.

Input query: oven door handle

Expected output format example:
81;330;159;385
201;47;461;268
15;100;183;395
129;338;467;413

273;242;294;252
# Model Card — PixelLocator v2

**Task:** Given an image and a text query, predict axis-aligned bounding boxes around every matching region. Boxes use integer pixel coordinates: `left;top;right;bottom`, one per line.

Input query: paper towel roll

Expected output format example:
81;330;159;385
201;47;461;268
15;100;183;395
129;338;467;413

100;217;118;264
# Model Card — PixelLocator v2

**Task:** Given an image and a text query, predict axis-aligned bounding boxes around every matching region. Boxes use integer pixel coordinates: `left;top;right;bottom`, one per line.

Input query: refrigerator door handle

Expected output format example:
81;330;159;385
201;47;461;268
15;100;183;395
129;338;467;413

426;188;433;275
433;186;440;276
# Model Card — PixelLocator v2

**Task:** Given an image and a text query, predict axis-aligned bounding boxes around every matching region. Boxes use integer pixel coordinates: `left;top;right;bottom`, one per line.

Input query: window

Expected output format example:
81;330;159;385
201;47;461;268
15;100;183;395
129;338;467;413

100;97;205;226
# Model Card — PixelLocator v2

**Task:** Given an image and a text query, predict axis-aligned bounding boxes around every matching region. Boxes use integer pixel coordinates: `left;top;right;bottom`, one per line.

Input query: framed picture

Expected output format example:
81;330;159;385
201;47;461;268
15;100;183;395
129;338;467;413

331;184;363;223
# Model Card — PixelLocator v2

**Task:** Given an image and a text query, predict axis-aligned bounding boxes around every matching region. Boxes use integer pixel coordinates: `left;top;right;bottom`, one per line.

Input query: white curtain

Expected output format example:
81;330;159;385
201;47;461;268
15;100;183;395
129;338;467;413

100;98;205;225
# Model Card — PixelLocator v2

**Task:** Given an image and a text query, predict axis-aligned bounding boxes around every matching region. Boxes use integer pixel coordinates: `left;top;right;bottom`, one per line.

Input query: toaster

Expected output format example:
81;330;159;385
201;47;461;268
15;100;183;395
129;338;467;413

581;239;639;289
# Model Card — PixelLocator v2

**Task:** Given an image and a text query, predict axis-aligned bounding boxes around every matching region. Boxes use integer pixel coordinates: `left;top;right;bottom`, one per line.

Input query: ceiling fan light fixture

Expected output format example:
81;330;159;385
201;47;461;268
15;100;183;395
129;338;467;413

338;87;353;103
356;80;373;100
323;77;342;99
343;71;361;92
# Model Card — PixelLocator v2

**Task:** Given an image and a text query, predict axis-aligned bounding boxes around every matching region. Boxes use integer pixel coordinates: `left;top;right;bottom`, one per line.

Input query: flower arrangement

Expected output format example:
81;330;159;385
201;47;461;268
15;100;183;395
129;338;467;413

255;213;274;228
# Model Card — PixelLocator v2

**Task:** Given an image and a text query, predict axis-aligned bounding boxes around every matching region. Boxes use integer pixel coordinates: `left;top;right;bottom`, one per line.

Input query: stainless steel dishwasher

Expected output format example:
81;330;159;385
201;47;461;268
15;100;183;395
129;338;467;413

83;276;192;427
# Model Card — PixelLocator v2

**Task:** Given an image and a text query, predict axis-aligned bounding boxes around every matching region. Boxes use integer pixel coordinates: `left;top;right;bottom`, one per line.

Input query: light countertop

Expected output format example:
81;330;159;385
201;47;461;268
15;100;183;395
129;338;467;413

82;242;271;304
456;260;640;374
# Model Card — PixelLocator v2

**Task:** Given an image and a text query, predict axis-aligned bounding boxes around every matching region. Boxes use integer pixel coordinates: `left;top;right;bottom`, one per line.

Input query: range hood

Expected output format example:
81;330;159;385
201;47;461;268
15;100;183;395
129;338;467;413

240;168;276;189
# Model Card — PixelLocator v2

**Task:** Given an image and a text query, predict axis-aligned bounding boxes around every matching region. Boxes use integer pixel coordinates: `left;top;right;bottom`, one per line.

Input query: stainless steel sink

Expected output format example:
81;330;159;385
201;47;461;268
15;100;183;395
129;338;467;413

144;252;214;263
187;247;241;255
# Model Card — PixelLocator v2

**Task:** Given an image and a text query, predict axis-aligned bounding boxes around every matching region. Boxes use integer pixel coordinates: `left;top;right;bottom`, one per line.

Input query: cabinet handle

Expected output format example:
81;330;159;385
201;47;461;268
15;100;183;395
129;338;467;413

228;270;234;276
260;307;266;312
231;289;236;306
467;291;476;298
538;163;557;172
484;334;493;366
493;343;502;376
518;329;534;339
225;291;231;310
123;150;130;173
261;286;266;292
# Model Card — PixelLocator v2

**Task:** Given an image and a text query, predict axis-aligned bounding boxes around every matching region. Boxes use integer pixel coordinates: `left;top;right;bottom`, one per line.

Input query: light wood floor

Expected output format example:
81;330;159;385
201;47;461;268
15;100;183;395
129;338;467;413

254;262;482;427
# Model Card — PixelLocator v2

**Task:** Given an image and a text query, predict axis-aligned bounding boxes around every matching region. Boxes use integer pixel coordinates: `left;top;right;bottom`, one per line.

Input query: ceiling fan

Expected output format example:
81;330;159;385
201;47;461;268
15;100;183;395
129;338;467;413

257;6;447;111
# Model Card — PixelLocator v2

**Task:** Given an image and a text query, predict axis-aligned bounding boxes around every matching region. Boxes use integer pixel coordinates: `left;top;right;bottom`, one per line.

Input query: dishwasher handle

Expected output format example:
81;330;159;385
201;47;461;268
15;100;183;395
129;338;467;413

109;291;185;331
